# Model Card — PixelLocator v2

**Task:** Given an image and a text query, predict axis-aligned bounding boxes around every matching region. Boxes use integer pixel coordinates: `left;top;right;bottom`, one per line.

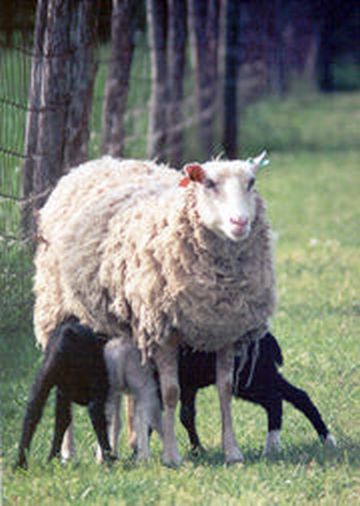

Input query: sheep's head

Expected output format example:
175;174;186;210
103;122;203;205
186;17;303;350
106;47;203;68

180;151;269;242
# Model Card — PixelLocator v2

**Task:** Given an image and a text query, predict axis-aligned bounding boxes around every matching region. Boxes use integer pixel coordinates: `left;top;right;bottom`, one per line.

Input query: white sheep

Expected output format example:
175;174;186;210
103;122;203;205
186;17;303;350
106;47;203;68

34;152;276;465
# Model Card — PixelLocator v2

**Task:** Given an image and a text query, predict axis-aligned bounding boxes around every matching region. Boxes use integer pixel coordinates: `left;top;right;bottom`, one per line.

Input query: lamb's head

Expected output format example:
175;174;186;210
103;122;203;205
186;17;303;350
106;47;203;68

180;151;269;242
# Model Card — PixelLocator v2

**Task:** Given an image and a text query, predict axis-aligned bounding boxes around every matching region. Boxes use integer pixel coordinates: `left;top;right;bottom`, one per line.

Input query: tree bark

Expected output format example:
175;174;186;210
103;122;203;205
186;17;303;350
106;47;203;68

147;0;168;161
21;0;48;236
223;0;241;159
166;0;187;166
188;0;221;157
62;0;100;171
102;0;136;158
21;0;99;240
265;0;287;96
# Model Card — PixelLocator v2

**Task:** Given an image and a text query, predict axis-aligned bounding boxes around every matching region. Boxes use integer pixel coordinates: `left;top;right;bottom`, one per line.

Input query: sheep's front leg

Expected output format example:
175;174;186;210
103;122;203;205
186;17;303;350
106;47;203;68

154;343;181;466
217;345;243;464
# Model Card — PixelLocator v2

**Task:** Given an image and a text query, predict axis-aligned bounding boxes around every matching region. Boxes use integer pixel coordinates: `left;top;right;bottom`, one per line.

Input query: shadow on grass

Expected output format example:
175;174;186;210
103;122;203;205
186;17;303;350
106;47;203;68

185;434;360;469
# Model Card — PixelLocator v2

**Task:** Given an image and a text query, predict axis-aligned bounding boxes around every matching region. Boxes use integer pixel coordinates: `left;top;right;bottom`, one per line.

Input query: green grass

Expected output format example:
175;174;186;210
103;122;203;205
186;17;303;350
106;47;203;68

1;86;360;504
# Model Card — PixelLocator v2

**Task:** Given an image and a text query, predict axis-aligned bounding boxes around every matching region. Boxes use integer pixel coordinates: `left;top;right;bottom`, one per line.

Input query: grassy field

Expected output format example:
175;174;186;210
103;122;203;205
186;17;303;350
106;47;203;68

1;91;360;505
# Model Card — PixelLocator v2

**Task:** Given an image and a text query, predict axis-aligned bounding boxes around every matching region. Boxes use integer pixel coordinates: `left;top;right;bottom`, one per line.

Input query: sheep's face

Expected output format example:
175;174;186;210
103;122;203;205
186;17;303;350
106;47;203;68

182;152;268;242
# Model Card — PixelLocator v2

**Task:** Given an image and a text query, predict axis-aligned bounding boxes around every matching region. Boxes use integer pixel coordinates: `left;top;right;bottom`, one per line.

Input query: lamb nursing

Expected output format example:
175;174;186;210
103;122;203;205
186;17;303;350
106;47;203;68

34;151;276;465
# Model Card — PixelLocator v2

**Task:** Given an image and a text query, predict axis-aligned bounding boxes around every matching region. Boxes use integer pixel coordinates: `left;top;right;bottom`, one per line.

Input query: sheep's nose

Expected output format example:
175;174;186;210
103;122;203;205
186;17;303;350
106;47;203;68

230;216;249;227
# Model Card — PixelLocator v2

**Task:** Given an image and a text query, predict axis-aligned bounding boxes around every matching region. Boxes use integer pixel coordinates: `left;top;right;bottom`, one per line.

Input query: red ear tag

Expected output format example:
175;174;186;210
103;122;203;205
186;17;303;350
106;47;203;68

179;163;205;187
179;177;190;187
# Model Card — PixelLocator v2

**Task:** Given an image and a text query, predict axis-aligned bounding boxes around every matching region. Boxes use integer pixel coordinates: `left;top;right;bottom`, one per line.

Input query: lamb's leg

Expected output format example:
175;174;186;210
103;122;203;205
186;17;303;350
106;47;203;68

180;389;203;454
262;393;282;455
126;395;137;453
88;399;115;463
108;393;121;457
97;391;122;462
216;344;243;464
48;389;72;461
133;396;150;461
154;343;181;466
277;374;336;447
61;425;76;462
15;368;53;469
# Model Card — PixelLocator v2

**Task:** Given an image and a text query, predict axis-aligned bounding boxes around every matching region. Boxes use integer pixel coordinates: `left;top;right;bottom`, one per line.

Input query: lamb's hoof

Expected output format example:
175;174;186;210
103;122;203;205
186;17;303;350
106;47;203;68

13;459;28;472
324;433;337;449
224;448;244;465
162;452;182;468
263;430;281;457
103;453;118;466
190;444;206;458
136;452;150;464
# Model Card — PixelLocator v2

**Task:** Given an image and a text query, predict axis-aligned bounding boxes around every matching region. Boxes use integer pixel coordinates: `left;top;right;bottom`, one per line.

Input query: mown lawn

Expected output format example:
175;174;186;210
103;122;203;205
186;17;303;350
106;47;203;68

1;92;360;505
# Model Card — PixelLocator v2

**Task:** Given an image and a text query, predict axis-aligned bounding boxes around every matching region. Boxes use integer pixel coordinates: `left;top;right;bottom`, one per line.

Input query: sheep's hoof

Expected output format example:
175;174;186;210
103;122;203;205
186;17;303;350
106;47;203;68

224;448;244;465
324;433;337;449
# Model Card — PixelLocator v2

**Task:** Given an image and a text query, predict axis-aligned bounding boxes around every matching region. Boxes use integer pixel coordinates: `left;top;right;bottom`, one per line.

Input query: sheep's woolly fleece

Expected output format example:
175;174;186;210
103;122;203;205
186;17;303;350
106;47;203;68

34;157;276;357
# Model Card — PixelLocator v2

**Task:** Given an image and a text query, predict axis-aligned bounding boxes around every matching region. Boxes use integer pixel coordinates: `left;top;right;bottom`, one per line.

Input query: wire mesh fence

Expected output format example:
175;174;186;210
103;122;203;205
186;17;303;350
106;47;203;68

0;3;221;331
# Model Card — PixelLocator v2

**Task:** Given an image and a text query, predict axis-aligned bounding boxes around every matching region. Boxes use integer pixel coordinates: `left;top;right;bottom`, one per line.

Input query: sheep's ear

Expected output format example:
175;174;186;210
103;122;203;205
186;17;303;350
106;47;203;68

247;150;269;173
179;163;205;187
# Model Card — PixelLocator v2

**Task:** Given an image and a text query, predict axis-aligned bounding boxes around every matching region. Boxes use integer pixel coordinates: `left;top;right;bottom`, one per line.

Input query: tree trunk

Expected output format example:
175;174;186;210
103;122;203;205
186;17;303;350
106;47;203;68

188;0;221;157
102;0;136;158
223;0;241;159
20;0;48;236
147;0;168;161
166;0;187;166
20;0;99;240
62;0;100;171
265;0;287;96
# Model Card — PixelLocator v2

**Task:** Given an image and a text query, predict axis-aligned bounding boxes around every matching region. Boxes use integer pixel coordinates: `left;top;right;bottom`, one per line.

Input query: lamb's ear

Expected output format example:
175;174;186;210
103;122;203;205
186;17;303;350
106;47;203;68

179;163;205;187
247;150;269;173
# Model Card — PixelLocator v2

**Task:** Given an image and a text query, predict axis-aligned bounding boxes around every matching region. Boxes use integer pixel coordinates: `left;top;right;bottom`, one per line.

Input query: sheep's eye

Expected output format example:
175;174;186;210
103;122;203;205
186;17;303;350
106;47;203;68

204;178;217;190
247;177;255;191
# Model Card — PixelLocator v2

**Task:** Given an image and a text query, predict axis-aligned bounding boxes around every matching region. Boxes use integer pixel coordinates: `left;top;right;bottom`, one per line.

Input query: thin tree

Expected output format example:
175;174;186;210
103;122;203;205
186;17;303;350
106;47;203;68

147;0;168;161
188;0;221;157
166;0;187;166
102;0;136;157
223;0;241;159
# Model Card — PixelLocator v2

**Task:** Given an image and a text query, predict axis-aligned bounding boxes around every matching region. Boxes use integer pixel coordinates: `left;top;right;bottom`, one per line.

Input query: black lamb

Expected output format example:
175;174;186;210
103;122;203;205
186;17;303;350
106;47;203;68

15;318;114;469
178;332;336;454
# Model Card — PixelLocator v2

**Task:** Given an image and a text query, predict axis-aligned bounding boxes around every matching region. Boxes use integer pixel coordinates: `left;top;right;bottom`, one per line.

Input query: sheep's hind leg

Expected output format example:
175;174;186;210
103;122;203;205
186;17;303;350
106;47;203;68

217;345;244;464
154;344;181;467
